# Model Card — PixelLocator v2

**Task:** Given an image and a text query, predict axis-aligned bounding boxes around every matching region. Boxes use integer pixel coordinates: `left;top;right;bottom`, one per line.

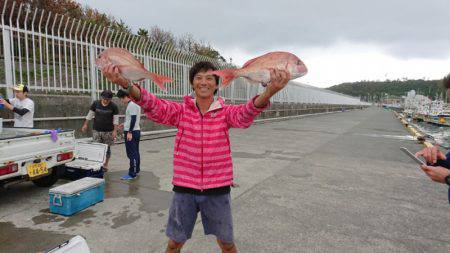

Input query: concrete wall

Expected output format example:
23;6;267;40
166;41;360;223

0;94;364;138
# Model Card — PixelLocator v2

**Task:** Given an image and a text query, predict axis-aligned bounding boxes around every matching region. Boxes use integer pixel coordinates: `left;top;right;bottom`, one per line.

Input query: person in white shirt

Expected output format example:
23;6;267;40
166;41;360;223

117;89;141;180
0;84;35;128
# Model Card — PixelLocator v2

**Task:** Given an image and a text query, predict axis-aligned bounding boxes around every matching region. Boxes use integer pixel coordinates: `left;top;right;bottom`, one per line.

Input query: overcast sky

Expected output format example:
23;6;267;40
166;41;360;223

76;0;450;88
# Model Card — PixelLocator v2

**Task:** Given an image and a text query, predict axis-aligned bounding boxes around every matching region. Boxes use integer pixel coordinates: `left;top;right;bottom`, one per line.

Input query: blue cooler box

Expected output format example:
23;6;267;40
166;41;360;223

49;177;105;216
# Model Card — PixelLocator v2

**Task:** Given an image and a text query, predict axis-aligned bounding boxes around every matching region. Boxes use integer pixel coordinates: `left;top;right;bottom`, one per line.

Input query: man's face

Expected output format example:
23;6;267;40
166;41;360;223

14;91;25;100
101;98;111;105
192;70;217;99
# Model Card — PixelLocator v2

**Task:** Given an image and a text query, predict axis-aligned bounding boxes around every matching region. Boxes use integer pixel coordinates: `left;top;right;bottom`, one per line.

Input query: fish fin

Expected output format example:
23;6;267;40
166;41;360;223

144;71;173;92
211;69;236;88
242;58;258;68
242;52;271;68
242;56;262;68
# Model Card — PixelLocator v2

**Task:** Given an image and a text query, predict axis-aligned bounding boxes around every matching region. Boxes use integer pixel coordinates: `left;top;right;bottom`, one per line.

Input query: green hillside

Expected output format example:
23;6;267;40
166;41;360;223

327;79;445;101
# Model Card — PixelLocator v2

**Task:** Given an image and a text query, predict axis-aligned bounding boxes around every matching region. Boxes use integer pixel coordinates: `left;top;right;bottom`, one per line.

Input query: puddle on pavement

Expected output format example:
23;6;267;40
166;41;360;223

31;207;97;229
1;171;172;252
0;222;73;253
110;210;141;229
0;181;48;204
59;209;97;228
23;171;170;230
104;171;172;214
32;208;65;225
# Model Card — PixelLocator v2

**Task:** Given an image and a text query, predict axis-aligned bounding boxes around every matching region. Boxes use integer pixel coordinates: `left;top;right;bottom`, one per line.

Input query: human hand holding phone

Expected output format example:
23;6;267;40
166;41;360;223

415;145;446;164
400;147;426;165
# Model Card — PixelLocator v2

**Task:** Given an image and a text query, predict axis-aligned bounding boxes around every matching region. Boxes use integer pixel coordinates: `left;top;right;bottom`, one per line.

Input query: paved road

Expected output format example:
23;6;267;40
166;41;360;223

1;107;449;253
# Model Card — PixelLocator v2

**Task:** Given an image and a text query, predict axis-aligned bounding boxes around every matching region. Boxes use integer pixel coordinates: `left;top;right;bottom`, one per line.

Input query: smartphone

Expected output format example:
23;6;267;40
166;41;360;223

400;147;426;165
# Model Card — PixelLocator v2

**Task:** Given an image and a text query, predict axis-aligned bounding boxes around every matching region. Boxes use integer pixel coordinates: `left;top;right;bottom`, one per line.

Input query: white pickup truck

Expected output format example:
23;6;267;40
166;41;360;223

0;127;76;187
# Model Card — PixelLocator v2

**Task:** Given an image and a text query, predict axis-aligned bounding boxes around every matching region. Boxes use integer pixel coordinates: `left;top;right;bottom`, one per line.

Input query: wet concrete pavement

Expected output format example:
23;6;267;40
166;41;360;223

1;107;450;252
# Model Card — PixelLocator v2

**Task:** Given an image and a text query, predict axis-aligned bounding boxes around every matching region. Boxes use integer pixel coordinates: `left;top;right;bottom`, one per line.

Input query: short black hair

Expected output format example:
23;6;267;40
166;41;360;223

443;74;450;89
189;61;219;95
116;89;129;98
189;61;219;85
100;90;113;99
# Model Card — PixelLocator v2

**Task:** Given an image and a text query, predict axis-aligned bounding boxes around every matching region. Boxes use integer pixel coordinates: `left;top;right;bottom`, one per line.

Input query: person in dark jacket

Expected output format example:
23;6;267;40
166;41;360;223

82;90;119;171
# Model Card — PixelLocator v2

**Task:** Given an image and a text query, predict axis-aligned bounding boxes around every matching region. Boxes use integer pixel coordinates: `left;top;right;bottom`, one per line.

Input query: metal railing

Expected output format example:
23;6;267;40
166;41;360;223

0;0;368;105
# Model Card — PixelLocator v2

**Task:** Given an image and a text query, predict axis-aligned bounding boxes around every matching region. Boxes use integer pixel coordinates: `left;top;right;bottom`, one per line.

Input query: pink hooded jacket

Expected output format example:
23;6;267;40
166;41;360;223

134;86;269;190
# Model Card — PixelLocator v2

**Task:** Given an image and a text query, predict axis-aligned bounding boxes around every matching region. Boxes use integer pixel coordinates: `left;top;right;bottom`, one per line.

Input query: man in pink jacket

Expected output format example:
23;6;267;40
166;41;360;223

102;61;290;253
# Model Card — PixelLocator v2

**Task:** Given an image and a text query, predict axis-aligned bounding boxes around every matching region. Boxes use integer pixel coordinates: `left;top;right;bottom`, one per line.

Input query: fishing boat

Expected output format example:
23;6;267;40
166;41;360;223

431;105;450;126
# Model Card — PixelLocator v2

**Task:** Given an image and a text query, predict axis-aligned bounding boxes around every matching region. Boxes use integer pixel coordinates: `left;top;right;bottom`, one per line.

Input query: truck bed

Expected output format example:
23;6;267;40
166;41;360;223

0;128;72;140
0;128;76;182
0;128;75;163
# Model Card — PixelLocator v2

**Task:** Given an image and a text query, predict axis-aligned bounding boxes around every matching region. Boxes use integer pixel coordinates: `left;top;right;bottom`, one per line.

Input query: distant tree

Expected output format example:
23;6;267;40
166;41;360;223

177;33;226;62
112;19;131;33
327;79;445;102
149;26;175;47
83;7;113;27
4;0;230;62
193;43;226;62
177;33;196;52
137;28;149;37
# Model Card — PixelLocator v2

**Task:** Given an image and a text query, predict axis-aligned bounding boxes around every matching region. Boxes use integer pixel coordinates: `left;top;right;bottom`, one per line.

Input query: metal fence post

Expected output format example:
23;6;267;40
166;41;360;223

2;27;13;98
183;66;189;95
230;82;235;104
89;45;97;101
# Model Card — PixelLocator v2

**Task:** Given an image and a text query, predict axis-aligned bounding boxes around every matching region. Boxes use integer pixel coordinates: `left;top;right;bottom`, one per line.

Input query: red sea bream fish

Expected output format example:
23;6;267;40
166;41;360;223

211;51;307;88
95;47;172;91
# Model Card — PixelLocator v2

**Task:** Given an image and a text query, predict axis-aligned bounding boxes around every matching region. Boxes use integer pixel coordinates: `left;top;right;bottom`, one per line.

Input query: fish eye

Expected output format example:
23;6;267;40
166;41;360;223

297;60;301;65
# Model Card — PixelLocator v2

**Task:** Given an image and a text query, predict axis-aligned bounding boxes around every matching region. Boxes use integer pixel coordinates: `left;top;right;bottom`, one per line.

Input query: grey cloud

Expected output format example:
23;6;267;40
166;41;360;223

77;0;450;59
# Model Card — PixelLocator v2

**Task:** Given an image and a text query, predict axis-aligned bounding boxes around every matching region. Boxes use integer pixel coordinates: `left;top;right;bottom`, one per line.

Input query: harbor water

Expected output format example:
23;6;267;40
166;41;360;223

411;120;450;148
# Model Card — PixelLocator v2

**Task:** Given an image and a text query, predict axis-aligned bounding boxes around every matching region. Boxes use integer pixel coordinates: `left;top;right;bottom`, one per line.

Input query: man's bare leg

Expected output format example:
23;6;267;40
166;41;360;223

166;239;184;253
217;239;237;253
103;157;110;171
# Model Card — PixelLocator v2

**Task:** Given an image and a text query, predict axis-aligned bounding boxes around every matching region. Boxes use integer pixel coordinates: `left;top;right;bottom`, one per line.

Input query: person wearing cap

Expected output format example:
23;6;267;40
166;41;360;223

82;90;119;171
0;84;35;128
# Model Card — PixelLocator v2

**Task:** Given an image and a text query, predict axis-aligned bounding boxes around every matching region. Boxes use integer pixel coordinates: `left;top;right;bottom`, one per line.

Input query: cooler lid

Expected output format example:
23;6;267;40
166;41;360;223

75;142;107;164
49;177;105;195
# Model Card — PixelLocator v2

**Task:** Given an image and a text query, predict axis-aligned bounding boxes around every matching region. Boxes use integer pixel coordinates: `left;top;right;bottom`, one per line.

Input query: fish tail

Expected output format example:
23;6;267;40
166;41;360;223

145;71;173;91
211;69;237;88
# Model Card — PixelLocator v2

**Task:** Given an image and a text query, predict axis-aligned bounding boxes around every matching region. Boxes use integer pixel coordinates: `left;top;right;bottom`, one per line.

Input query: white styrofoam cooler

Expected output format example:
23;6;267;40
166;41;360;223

61;142;107;180
46;235;91;253
65;142;107;171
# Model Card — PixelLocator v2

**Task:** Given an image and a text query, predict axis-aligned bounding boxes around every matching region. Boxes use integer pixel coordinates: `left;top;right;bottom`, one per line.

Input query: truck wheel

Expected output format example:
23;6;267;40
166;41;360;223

32;167;60;187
